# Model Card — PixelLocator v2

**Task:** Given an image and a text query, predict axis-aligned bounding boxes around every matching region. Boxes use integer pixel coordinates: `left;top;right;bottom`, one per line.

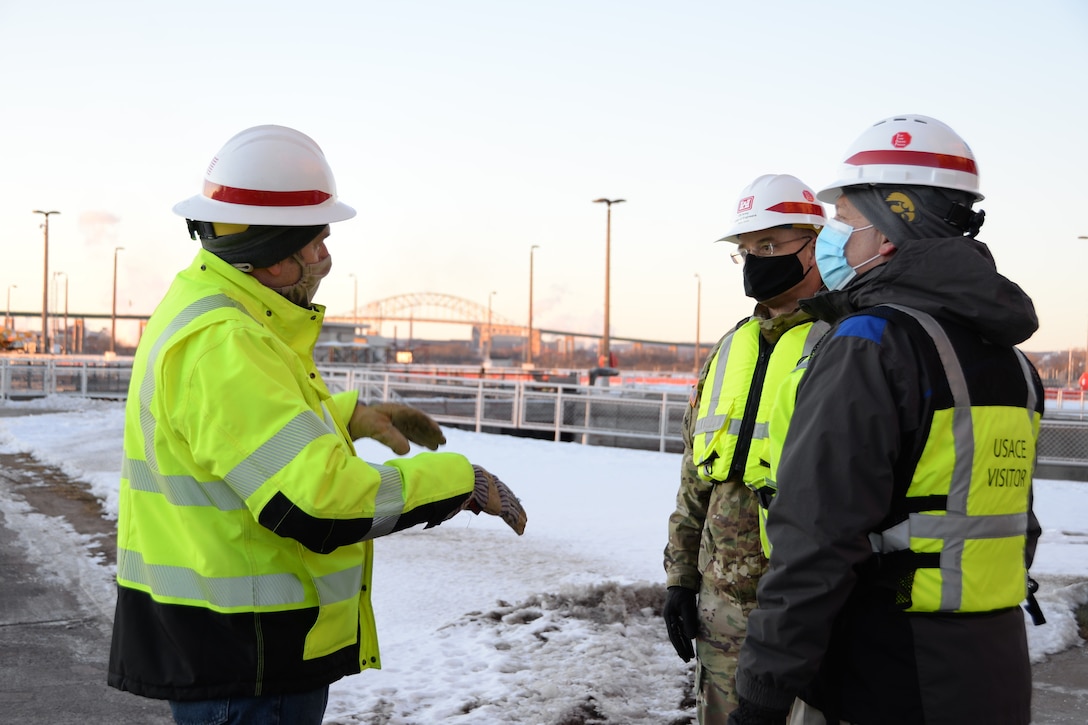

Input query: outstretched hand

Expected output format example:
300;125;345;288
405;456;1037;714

464;465;527;535
349;403;446;455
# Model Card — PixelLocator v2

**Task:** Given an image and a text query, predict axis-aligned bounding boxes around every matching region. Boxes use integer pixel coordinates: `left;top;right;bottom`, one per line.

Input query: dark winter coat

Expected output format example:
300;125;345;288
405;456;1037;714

735;235;1043;725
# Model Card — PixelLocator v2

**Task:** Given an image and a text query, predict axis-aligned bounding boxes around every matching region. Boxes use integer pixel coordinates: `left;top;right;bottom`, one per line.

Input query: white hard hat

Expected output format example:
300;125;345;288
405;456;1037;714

817;114;983;203
172;125;356;225
717;174;826;244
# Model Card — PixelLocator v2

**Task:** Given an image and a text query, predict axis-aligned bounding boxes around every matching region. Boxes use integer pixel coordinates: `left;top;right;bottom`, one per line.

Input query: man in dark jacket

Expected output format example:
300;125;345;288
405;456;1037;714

730;114;1044;725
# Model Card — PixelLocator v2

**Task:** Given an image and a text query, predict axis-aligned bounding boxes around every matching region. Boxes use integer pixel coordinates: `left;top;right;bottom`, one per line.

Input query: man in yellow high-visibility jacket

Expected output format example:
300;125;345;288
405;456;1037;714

107;125;526;725
663;174;827;723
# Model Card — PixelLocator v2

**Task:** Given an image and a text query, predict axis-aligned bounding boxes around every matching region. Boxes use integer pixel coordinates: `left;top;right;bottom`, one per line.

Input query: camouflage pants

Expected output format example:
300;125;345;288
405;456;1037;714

694;585;750;724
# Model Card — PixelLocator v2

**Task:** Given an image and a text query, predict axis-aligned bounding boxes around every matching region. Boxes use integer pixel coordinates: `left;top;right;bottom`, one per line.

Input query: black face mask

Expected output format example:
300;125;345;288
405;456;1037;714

742;238;813;302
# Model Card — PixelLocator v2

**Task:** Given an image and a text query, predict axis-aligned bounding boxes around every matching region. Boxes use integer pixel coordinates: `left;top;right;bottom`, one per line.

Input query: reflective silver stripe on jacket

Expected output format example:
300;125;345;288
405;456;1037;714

368;464;407;538
224;410;337;500
801;321;831;358
116;547;362;608
870;304;1033;611
117;547;304;607
1014;350;1038;426
123;457;246;510
693;327;738;437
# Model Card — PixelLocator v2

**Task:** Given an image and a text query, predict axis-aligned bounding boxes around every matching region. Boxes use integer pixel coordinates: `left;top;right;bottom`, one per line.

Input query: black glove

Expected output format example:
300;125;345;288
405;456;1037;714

726;697;789;725
662;585;699;662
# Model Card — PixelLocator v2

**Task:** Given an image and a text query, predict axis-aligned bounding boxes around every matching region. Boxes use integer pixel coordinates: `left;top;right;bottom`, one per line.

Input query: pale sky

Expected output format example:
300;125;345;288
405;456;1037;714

2;0;1086;352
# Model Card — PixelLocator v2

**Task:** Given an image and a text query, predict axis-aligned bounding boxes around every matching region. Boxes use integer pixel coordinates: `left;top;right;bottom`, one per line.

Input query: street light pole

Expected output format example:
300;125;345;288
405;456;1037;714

112;246;124;353
54;271;68;354
5;284;15;330
1075;238;1088;385
348;272;358;334
694;273;702;373
592;198;625;365
63;273;69;354
33;210;59;353
486;290;497;364
527;244;540;367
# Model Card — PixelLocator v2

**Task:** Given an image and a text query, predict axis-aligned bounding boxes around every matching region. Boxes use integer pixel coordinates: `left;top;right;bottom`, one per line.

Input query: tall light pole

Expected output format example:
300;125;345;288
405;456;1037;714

1079;238;1087;385
33;210;60;353
486;290;497;363
348;272;358;334
54;271;68;354
694;273;702;373
593;198;625;365
63;273;69;354
5;284;15;330
112;246;124;353
527;244;540;367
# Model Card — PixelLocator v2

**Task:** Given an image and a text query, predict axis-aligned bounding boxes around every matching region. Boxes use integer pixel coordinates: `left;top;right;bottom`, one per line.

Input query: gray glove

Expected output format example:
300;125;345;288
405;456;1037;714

349;403;446;455
463;465;527;535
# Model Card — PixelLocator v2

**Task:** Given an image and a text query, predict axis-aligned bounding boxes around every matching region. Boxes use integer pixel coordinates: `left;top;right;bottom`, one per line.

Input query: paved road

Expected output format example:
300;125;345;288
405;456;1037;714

0;495;173;723
0;427;1085;724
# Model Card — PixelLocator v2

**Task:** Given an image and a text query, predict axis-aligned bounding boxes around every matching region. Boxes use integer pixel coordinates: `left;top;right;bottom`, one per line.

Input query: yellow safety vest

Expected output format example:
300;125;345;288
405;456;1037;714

867;305;1039;613
692;318;826;492
768;304;1039;611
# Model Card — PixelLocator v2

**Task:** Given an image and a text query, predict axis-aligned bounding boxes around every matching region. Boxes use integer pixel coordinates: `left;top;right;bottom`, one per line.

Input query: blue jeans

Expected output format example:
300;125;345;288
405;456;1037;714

169;686;329;725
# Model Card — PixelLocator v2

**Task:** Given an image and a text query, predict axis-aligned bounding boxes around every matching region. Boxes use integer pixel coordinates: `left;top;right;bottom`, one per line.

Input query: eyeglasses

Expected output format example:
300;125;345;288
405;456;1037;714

730;235;813;264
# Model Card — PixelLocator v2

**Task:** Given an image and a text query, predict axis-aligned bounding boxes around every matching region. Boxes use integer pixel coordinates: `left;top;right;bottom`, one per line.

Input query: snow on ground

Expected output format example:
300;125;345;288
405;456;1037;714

0;396;1085;724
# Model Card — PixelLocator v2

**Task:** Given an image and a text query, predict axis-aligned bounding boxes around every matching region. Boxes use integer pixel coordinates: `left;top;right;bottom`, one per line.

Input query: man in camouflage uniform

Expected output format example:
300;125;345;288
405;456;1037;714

664;175;827;723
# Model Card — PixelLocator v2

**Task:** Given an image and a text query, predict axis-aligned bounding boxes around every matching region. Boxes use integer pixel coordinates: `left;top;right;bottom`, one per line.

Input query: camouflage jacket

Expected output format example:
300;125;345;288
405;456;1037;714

663;309;815;607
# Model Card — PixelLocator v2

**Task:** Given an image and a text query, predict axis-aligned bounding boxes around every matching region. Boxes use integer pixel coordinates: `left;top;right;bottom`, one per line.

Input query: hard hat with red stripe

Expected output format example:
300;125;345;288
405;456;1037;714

172;125;356;226
717;174;827;244
817;114;982;203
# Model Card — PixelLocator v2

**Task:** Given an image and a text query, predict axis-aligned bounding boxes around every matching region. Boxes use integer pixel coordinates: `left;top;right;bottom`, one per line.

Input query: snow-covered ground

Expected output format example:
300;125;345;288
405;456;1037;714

0;396;1085;724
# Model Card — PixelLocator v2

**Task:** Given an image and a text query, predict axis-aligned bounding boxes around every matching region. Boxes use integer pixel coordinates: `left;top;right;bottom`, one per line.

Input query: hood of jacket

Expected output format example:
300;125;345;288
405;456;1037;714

175;250;328;360
801;236;1038;346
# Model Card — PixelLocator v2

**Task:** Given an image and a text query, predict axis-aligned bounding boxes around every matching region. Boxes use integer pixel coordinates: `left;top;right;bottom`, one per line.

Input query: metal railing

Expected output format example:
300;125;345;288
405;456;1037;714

3;357;1087;464
0;355;133;399
323;366;689;453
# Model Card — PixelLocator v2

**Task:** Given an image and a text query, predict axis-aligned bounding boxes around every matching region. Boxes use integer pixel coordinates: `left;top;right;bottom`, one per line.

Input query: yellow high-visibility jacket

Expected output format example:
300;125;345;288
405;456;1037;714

108;250;474;701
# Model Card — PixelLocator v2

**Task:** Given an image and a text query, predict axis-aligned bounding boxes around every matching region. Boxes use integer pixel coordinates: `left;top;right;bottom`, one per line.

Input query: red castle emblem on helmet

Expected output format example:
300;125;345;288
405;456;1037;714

738;196;754;213
891;132;912;148
802;190;815;202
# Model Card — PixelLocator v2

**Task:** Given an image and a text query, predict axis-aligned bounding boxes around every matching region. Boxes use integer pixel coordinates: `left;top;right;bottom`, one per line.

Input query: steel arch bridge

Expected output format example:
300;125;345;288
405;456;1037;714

328;292;525;339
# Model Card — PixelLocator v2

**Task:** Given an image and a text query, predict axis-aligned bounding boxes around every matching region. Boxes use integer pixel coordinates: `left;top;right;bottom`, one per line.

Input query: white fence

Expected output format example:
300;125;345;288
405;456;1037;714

2;357;1086;463
322;365;689;453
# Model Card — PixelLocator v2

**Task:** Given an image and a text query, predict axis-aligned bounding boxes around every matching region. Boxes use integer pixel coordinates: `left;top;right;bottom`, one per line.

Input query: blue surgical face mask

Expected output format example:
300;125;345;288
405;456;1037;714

815;218;879;291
